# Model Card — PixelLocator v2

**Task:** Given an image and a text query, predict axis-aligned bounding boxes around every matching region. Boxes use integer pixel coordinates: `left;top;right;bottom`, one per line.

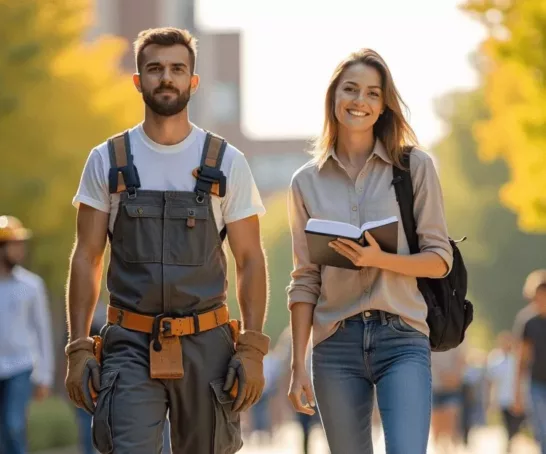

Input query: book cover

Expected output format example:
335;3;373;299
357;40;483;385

304;216;399;270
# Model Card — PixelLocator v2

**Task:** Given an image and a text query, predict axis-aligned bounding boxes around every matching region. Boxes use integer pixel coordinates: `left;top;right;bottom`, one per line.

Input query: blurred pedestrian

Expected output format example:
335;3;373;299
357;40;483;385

287;48;453;454
486;331;525;453
431;345;466;453
512;270;546;340
0;216;54;454
514;282;546;453
460;348;487;447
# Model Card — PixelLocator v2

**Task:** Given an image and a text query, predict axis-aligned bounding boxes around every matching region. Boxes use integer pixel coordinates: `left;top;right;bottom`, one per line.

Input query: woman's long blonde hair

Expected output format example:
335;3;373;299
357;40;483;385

311;49;418;168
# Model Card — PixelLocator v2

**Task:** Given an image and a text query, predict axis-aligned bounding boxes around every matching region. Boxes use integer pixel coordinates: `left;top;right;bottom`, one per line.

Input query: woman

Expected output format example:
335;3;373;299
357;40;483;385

286;49;453;454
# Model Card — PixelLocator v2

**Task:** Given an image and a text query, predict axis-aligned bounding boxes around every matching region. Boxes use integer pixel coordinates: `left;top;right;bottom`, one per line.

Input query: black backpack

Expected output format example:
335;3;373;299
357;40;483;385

392;150;473;352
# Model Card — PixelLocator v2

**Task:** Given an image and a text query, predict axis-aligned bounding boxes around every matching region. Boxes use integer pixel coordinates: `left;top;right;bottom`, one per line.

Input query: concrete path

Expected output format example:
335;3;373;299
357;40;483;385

34;423;539;454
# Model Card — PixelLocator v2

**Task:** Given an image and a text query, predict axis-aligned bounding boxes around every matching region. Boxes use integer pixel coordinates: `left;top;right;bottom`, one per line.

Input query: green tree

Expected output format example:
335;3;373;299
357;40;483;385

0;0;141;312
433;87;546;333
462;0;546;232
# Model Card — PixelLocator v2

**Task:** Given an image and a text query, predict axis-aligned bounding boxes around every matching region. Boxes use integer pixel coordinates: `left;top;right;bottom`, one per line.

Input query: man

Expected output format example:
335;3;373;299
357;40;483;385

64;27;270;454
514;282;546;453
0;216;54;454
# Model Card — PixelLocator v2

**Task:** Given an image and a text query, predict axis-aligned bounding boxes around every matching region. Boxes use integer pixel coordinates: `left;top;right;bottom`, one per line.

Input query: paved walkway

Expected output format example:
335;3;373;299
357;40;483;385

240;423;539;454
35;423;539;454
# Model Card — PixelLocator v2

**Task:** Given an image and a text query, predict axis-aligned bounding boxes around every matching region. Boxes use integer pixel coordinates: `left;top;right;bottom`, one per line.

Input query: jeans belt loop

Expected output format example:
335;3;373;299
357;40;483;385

380;311;388;326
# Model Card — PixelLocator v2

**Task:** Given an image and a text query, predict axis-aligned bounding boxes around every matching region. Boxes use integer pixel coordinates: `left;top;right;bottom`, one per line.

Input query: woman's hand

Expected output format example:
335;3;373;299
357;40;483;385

288;366;316;415
329;231;383;268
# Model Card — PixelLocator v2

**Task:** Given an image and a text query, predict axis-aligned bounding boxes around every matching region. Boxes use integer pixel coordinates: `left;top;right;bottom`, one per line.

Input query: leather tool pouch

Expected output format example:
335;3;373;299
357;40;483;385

150;334;184;379
227;319;242;400
92;335;103;364
89;335;103;402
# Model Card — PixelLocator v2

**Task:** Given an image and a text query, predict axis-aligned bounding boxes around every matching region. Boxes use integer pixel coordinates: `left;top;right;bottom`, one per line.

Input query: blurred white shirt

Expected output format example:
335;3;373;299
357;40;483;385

0;266;54;386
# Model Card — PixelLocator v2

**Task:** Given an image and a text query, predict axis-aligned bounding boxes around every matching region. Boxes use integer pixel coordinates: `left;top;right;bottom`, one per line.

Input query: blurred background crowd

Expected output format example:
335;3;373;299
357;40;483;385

1;0;545;453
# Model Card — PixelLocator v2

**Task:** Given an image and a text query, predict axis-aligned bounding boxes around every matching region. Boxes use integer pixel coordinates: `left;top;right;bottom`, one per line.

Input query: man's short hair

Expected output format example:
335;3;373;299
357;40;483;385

133;27;198;73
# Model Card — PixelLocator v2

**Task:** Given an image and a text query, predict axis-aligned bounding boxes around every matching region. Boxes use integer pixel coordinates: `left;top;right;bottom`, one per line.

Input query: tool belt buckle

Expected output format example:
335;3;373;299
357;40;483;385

149;313;184;380
152;314;173;352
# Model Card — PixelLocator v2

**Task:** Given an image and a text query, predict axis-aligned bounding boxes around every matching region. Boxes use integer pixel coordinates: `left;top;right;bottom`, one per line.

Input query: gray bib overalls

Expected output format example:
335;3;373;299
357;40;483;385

92;131;243;454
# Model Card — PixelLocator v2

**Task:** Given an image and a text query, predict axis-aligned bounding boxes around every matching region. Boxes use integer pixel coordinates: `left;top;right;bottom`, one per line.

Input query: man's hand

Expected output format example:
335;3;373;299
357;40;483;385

65;337;100;414
329;231;383;268
223;330;270;412
33;385;51;402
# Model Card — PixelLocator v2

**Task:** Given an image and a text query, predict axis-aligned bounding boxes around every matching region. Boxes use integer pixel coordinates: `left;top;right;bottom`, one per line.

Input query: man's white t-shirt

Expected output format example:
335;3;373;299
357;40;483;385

73;123;266;234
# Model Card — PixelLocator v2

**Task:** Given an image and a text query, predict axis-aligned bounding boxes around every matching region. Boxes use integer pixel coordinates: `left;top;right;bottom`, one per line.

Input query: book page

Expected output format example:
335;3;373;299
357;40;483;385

360;216;398;232
305;219;362;239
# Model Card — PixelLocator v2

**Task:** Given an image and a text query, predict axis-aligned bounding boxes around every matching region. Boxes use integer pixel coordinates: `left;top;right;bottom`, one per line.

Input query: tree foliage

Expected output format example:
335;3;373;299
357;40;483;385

0;0;141;309
433;87;546;333
462;0;546;232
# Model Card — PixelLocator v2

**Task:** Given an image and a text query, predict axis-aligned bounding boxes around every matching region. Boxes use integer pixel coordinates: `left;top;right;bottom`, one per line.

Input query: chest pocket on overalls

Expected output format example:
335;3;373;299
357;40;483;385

164;204;210;266
121;204;163;263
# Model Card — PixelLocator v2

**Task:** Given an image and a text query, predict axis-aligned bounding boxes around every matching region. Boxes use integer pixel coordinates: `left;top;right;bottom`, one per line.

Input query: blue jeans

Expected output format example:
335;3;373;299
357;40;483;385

312;310;432;454
530;380;546;453
0;370;33;454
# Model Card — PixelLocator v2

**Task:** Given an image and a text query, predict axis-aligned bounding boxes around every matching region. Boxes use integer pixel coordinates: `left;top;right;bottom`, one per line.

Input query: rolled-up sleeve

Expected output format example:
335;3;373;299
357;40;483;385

411;152;453;276
286;177;321;307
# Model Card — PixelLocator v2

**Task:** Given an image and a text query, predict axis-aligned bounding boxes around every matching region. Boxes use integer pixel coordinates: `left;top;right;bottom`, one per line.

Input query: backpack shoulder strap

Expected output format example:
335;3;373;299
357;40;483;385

193;131;228;198
392;148;420;254
107;131;140;196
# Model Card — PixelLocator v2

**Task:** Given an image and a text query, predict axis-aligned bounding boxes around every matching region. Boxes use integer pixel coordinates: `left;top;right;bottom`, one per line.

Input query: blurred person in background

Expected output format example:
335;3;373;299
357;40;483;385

514;282;546;453
460;348;487;448
0;216;54;454
430;345;466;453
486;331;525;454
512;269;546;340
287;48;453;454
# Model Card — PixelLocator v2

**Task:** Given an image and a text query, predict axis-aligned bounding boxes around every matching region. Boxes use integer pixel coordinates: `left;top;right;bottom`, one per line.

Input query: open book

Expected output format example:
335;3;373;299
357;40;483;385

304;216;398;270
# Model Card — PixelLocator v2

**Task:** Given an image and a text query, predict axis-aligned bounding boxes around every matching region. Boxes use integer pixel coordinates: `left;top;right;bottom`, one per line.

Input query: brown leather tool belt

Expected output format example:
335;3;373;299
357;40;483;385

107;304;231;338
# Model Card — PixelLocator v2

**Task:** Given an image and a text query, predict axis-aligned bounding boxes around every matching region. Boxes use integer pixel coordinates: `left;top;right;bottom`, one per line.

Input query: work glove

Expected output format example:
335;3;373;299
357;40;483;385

65;337;100;415
223;330;270;412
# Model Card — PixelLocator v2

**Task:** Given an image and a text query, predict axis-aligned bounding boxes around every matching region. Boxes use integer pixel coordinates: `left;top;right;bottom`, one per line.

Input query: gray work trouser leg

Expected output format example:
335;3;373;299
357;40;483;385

91;323;243;454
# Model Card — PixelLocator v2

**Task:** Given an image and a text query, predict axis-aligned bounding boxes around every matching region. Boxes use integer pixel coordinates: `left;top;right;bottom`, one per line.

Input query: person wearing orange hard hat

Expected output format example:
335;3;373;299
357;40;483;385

0;215;54;454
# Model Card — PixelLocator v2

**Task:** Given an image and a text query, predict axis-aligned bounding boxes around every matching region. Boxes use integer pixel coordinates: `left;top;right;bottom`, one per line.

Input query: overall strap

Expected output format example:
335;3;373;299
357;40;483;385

392;148;420;254
194;132;228;199
107;131;141;197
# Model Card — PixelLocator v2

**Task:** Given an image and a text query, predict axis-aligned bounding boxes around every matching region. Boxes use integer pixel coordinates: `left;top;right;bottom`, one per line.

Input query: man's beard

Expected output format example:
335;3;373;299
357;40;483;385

142;84;191;117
